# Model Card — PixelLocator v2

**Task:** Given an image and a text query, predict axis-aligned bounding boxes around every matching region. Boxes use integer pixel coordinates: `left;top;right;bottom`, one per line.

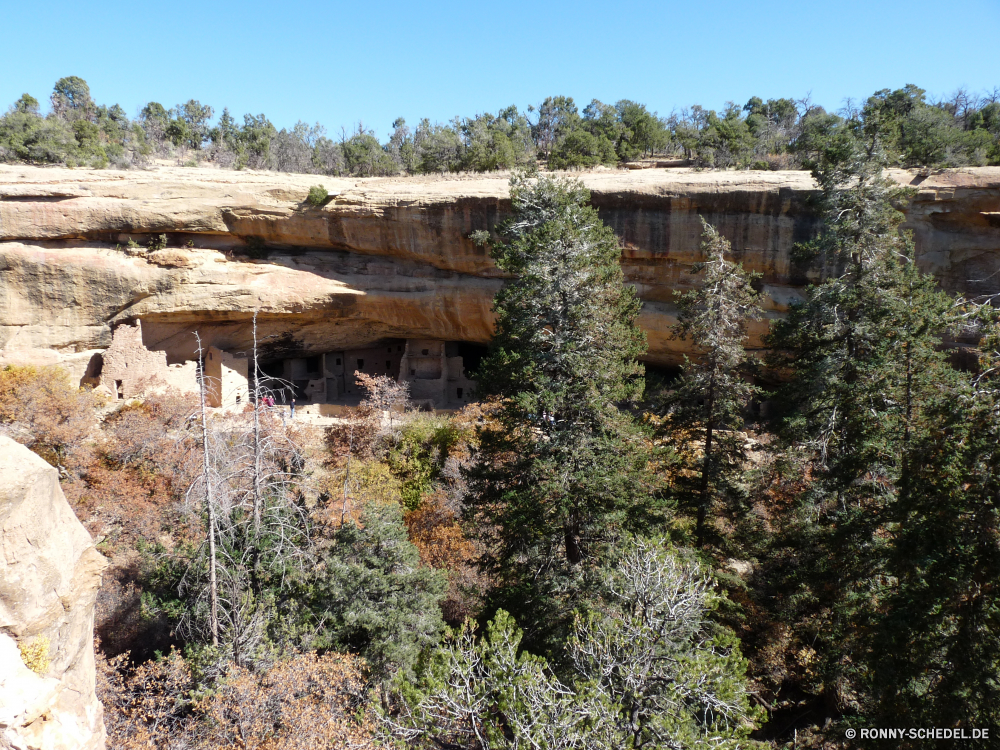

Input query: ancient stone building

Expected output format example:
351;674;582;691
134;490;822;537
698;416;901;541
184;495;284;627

399;339;476;409
97;320;171;400
202;347;249;409
90;321;247;408
256;338;477;410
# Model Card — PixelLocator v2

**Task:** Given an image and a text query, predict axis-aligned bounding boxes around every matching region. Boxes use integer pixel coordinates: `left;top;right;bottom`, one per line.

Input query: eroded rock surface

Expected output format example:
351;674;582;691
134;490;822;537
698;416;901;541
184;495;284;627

0;164;998;371
0;435;107;750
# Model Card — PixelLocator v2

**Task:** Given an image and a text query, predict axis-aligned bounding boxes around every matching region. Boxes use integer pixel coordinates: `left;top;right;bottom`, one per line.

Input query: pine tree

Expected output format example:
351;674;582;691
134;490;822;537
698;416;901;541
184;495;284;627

871;316;1000;744
766;112;956;717
464;172;658;652
665;219;763;547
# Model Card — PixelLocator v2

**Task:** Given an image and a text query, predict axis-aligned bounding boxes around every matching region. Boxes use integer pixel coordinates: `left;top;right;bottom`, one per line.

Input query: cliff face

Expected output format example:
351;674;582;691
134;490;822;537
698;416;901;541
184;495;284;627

1;164;998;371
0;436;107;750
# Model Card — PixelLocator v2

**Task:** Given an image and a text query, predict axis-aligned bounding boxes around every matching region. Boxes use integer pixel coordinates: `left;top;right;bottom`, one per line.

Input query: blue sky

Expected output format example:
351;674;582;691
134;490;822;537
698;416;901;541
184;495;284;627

3;0;998;138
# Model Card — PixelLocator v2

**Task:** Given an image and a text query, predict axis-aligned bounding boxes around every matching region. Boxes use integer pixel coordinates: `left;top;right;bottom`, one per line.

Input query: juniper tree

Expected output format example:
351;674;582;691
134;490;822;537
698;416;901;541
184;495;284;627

382;539;759;750
464;172;658;653
665;219;762;547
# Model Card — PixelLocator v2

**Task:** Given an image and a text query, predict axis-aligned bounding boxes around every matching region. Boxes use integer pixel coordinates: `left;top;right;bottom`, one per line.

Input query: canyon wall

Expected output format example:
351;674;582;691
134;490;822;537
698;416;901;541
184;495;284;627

0;436;107;750
1;164;998;373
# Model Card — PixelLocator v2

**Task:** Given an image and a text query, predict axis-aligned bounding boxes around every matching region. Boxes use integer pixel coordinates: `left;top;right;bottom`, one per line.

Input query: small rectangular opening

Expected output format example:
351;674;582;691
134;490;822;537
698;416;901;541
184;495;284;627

421;349;429;356
336;358;341;365
115;380;124;399
386;360;391;369
357;359;364;370
457;387;463;399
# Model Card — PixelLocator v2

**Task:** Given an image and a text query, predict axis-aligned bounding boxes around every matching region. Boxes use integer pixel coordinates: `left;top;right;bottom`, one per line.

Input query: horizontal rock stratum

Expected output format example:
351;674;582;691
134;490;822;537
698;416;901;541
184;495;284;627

1;164;999;373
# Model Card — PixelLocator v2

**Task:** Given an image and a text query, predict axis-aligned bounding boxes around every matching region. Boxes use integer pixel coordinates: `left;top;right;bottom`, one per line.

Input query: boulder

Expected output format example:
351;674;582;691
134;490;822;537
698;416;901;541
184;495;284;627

0;436;107;750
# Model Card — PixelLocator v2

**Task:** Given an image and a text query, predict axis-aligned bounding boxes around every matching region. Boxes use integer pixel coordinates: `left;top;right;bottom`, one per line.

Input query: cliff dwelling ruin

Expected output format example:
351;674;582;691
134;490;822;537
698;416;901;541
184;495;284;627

82;321;482;412
257;338;481;410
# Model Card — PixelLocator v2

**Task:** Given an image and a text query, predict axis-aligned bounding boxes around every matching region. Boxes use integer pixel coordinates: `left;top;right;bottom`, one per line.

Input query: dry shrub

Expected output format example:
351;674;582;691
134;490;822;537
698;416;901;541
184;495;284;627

0;364;101;468
325;371;411;465
98;648;376;750
97;647;194;750
324;403;380;463
315;459;405;530
64;391;201;657
197;652;375;749
66;390;201;544
404;490;483;625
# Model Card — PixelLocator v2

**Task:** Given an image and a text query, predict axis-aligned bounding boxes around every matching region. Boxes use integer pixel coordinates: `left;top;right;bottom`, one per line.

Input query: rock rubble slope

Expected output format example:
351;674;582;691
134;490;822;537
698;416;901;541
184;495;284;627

1;164;998;370
0;435;107;750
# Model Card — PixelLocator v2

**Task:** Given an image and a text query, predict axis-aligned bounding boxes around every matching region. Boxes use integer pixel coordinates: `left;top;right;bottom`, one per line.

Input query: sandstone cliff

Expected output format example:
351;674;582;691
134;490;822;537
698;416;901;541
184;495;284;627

0;435;107;750
1;164;998;372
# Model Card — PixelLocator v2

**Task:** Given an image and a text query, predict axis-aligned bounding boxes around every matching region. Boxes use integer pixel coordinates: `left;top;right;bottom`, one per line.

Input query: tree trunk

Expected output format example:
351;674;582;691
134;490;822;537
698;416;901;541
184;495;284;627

565;522;582;565
252;312;262;531
195;333;219;648
697;375;716;548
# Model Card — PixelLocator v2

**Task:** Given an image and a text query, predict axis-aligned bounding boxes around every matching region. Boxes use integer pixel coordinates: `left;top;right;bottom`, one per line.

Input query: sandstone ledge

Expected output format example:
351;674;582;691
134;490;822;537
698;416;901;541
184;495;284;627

1;164;999;370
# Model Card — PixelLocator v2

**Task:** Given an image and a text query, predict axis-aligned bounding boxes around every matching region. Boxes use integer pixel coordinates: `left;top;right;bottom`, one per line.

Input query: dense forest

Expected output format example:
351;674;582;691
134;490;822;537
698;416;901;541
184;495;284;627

2;76;1000;173
2;86;1000;750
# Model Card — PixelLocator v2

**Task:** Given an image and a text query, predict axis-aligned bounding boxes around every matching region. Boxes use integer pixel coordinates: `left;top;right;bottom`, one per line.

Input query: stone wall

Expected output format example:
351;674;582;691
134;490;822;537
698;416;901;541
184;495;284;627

204;346;249;409
98;320;168;400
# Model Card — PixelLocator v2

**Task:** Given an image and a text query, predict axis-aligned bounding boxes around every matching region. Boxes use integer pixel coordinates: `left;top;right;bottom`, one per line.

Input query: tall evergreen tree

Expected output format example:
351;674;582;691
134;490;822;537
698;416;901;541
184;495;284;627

871;316;1000;745
464;172;658;652
664;219;763;547
766;110;956;717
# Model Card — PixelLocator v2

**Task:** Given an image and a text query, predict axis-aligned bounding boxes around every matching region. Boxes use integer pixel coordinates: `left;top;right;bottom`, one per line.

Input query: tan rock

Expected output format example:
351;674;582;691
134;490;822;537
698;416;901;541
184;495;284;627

0;165;998;368
0;436;107;750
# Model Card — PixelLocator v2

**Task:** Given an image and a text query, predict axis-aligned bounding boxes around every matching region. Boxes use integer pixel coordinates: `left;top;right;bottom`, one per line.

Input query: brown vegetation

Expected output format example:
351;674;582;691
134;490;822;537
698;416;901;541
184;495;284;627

98;648;375;749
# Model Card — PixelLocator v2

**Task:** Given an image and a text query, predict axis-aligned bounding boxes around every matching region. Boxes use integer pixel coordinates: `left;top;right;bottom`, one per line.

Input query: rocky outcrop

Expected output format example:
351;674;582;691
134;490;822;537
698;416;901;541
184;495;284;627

0;436;107;750
0;164;998;371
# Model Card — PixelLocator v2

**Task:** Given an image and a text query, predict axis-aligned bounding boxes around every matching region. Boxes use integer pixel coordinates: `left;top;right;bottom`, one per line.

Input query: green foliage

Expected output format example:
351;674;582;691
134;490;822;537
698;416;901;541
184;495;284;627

5;79;998;173
531;95;580;159
51;75;93;120
765;113;958;719
413;118;463;173
0;110;77;164
292;501;446;679
548;128;616;169
14;93;39;114
459;105;535;172
663;219;763;546
464;172;659;653
340;126;399;176
867;317;1000;745
383;540;760;749
613;99;670;159
384;415;460;509
244;236;269;259
306;184;328;205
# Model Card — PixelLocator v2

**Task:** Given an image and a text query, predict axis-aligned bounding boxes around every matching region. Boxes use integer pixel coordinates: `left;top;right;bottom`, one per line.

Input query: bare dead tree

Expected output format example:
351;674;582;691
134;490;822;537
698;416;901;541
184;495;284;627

177;323;312;667
194;332;219;647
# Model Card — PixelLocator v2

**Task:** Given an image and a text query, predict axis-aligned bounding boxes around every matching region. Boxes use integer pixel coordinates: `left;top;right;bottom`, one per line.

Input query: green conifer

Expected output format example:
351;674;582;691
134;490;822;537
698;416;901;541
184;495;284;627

464;172;658;652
